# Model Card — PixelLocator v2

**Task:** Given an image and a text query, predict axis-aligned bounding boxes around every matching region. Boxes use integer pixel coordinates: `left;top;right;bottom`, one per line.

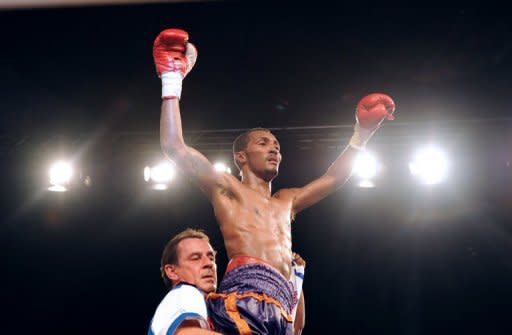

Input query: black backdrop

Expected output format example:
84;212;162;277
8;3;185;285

2;2;512;334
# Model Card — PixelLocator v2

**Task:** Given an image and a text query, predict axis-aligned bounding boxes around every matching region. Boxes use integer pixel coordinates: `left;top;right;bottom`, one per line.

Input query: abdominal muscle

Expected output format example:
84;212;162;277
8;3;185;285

220;220;293;279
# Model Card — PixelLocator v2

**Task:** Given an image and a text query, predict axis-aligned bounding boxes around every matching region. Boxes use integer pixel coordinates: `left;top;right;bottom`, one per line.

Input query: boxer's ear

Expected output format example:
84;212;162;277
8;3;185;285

235;151;247;166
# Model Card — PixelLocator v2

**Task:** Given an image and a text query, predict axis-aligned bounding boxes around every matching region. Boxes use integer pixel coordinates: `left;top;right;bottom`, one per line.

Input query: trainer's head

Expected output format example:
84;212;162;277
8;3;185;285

160;228;217;293
232;128;281;181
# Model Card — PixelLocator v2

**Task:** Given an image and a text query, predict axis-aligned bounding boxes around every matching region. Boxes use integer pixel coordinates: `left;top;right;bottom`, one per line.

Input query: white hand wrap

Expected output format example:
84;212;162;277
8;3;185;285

161;72;184;99
349;123;376;150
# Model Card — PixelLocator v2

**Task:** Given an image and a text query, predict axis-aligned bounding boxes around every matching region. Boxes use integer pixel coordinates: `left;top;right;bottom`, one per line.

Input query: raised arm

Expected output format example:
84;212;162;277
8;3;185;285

154;29;225;198
291;93;395;214
160;98;223;197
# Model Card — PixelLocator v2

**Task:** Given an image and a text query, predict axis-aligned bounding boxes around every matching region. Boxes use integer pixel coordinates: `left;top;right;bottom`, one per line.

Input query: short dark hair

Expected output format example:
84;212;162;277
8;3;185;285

160;228;210;288
232;127;271;169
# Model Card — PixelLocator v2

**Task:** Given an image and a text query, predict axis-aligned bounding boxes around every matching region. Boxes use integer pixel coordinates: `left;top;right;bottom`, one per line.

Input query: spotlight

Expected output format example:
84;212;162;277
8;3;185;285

152;183;169;191
144;161;176;190
357;180;376;188
353;151;378;188
213;162;232;174
353;151;378;179
48;160;73;192
409;147;449;185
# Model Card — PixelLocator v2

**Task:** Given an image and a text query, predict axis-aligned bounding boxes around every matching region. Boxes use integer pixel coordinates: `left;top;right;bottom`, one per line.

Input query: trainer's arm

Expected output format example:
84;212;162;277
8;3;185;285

294;291;305;335
175;320;223;335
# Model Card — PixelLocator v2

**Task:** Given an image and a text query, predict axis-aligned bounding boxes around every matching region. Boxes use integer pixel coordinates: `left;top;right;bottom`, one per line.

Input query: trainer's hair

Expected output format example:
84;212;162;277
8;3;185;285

232;127;271;170
160;228;210;288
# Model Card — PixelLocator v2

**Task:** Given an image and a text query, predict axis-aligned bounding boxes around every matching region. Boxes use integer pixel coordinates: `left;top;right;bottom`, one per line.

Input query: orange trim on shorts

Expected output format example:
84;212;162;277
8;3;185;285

225;293;252;335
208;291;294;324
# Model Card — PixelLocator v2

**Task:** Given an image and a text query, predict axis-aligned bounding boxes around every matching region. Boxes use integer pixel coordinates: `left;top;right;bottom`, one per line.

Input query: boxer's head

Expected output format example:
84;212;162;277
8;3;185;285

161;228;217;293
233;128;281;181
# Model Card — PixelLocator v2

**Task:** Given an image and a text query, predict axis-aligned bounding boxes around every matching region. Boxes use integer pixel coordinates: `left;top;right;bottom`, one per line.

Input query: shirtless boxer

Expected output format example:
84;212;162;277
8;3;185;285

153;28;395;334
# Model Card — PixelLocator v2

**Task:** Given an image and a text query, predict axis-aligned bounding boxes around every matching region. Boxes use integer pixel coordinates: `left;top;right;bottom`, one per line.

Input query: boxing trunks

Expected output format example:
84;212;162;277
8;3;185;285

207;256;297;335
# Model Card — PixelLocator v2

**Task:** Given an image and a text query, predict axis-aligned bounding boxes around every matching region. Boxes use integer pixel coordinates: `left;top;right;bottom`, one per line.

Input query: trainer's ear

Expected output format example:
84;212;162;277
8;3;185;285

164;264;179;283
235;151;247;166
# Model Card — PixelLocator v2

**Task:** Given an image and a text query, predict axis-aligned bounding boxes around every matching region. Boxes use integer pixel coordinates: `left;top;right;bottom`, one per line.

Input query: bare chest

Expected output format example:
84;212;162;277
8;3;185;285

248;196;292;226
236;194;292;245
217;188;293;230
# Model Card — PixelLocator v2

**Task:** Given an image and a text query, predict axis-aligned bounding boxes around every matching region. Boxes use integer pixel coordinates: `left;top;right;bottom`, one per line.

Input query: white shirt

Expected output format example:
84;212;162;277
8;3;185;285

148;283;210;335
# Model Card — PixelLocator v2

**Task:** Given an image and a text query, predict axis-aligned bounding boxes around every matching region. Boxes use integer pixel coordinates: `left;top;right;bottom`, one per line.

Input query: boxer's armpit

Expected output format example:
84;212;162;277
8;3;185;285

216;176;236;199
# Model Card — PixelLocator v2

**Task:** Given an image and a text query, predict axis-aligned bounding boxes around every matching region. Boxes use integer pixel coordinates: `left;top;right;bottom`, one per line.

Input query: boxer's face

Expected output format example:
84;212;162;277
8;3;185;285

173;238;217;293
244;130;281;180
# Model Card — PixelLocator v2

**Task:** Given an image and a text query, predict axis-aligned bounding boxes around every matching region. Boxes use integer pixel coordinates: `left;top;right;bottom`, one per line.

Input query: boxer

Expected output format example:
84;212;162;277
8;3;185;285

153;28;395;334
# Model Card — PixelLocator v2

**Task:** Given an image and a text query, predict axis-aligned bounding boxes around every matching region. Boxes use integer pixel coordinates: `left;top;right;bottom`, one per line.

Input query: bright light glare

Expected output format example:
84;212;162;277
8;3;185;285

358;180;375;188
353;152;378;179
213;162;231;174
49;161;73;186
409;147;449;185
145;162;175;183
143;166;151;182
152;183;168;191
48;185;67;192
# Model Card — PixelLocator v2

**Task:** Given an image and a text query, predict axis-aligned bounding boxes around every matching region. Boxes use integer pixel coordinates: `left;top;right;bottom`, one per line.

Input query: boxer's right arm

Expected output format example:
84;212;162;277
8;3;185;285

160;99;226;197
155;29;229;198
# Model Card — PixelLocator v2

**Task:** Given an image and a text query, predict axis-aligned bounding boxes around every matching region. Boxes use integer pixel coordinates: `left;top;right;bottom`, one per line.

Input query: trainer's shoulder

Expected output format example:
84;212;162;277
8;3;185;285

168;283;205;306
149;284;208;335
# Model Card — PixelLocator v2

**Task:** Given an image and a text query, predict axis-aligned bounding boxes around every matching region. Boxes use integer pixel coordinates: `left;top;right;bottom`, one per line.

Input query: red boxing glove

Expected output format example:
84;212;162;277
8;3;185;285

356;93;395;129
153;28;197;99
349;93;396;150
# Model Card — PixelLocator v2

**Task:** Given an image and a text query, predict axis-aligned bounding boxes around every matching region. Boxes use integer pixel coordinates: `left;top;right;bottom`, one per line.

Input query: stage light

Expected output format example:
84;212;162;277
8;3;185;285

148;162;175;183
353;151;378;188
353;151;378;179
358;180;375;188
152;183;168;191
144;161;176;190
48;185;68;192
213;162;232;174
48;160;73;192
409;147;449;185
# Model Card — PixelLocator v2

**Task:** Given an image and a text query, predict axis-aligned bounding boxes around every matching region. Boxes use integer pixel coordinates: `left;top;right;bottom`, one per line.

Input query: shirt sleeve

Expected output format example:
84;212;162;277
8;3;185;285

148;284;209;335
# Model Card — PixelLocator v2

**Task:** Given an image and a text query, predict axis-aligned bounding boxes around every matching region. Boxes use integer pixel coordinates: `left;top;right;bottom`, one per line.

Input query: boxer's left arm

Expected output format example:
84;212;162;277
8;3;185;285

290;93;395;215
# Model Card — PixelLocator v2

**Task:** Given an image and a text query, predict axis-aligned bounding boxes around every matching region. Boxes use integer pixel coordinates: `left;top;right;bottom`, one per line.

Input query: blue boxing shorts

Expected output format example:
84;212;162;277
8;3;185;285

207;256;297;335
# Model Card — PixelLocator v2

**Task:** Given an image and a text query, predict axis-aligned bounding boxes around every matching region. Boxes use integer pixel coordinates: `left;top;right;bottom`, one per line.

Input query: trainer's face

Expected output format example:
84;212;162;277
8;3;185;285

173;238;217;293
245;130;282;179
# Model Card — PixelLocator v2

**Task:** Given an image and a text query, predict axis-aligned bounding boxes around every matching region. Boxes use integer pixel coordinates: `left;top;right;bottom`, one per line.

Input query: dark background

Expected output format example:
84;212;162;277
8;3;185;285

2;1;512;334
